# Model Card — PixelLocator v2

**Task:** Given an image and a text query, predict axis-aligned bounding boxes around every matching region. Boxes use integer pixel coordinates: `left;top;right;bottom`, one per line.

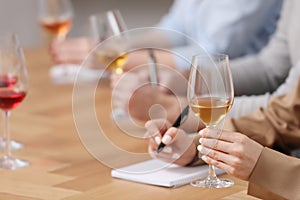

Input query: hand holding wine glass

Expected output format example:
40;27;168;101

187;54;234;188
0;33;29;170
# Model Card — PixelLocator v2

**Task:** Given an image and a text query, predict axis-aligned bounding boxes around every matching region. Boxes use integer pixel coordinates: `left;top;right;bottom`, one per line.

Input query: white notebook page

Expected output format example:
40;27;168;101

111;159;224;188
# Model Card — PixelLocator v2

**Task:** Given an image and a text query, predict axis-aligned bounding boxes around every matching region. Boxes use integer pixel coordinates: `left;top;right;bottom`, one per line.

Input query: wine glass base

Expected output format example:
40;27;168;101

0;157;29;170
0;139;24;151
191;178;234;188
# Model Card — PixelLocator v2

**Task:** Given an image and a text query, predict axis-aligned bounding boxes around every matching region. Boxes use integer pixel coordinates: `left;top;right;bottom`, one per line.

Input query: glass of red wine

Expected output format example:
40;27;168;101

0;32;29;169
0;33;24;152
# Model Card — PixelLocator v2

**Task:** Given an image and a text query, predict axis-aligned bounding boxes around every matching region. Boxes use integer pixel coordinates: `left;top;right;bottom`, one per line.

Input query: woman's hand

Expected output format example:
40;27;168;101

145;119;197;166
197;128;263;180
50;37;93;65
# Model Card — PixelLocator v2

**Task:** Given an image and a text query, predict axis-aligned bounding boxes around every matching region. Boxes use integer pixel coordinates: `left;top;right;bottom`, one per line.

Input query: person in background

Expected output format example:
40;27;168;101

50;0;282;69
113;0;300;125
145;77;300;200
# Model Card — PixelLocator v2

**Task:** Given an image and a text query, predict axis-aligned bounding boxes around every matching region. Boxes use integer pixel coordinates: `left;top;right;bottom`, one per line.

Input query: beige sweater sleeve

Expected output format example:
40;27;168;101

247;148;300;200
223;78;300;199
224;77;300;154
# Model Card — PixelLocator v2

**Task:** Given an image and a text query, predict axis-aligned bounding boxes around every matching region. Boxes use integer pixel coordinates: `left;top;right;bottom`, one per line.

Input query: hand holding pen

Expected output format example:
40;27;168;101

156;105;189;153
145;106;198;166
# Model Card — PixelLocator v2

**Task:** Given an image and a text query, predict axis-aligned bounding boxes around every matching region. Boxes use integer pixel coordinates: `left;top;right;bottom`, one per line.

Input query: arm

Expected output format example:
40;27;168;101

159;0;283;71
225;77;300;153
198;128;300;200
228;61;300;117
248;148;300;200
231;0;291;96
193;0;282;58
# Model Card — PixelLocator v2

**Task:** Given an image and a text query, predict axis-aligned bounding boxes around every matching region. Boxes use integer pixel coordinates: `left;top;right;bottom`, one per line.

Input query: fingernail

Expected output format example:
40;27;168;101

162;135;172;144
197;145;203;152
199;129;204;136
201;155;207;161
172;153;180;159
155;136;161;145
199;138;204;144
163;146;172;153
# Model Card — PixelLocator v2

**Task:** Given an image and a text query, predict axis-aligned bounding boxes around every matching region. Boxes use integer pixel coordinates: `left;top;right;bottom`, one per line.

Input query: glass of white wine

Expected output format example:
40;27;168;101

90;10;129;120
89;9;128;75
187;53;234;188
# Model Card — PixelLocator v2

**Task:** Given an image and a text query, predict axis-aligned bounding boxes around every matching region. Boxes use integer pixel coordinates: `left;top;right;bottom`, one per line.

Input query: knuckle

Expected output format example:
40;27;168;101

231;157;242;167
239;135;248;145
231;146;243;157
228;167;237;176
212;160;220;168
213;139;219;149
209;149;218;160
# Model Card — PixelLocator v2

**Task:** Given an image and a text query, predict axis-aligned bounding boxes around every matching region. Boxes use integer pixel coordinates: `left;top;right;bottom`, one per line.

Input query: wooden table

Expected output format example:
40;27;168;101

0;48;259;200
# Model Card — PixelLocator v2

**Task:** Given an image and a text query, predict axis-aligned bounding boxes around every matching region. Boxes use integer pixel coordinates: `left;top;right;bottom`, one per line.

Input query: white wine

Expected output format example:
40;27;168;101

96;51;128;74
190;97;231;126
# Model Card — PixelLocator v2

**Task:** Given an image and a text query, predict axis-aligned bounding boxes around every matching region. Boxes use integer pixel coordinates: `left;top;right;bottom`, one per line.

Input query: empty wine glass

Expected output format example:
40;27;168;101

0;33;29;170
187;54;234;188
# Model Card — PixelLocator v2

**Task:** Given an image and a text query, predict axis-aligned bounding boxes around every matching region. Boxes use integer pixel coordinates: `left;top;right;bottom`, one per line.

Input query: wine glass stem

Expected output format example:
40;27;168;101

3;111;11;159
56;34;66;42
208;164;217;180
206;125;218;180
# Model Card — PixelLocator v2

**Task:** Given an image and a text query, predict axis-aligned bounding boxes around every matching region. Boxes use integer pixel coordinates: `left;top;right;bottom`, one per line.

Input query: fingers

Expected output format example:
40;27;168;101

197;144;237;166
199;137;231;153
49;38;92;64
145;120;176;156
145;119;170;138
201;155;234;176
161;127;178;145
199;129;244;157
199;128;242;143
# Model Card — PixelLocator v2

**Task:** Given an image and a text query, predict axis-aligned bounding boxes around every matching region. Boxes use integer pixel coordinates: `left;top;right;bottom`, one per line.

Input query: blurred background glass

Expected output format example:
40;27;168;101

0;0;173;48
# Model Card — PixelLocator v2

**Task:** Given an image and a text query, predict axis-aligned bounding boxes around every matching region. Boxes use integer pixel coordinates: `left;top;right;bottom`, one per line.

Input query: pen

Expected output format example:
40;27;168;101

156;105;189;153
148;49;159;86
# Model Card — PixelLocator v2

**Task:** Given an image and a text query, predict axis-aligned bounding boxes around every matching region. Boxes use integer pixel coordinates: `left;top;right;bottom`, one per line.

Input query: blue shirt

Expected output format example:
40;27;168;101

157;0;283;70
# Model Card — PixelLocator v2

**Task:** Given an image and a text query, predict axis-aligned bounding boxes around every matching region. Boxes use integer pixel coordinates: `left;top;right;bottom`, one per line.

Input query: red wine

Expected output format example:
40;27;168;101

0;75;17;88
0;90;26;110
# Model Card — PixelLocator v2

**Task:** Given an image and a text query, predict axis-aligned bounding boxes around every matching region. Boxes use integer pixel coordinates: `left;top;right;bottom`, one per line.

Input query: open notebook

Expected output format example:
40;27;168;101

111;159;224;188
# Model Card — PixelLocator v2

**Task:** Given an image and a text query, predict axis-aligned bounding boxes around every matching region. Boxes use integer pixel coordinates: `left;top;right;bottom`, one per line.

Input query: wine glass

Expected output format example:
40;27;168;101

187;54;234;188
0;33;24;152
38;0;76;83
90;10;129;120
89;9;128;75
0;33;29;170
37;0;73;41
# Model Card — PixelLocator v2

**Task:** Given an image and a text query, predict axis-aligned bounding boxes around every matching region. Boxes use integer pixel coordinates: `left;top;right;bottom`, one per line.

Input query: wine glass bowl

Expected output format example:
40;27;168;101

187;53;234;188
0;33;29;170
90;10;129;75
38;0;74;40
